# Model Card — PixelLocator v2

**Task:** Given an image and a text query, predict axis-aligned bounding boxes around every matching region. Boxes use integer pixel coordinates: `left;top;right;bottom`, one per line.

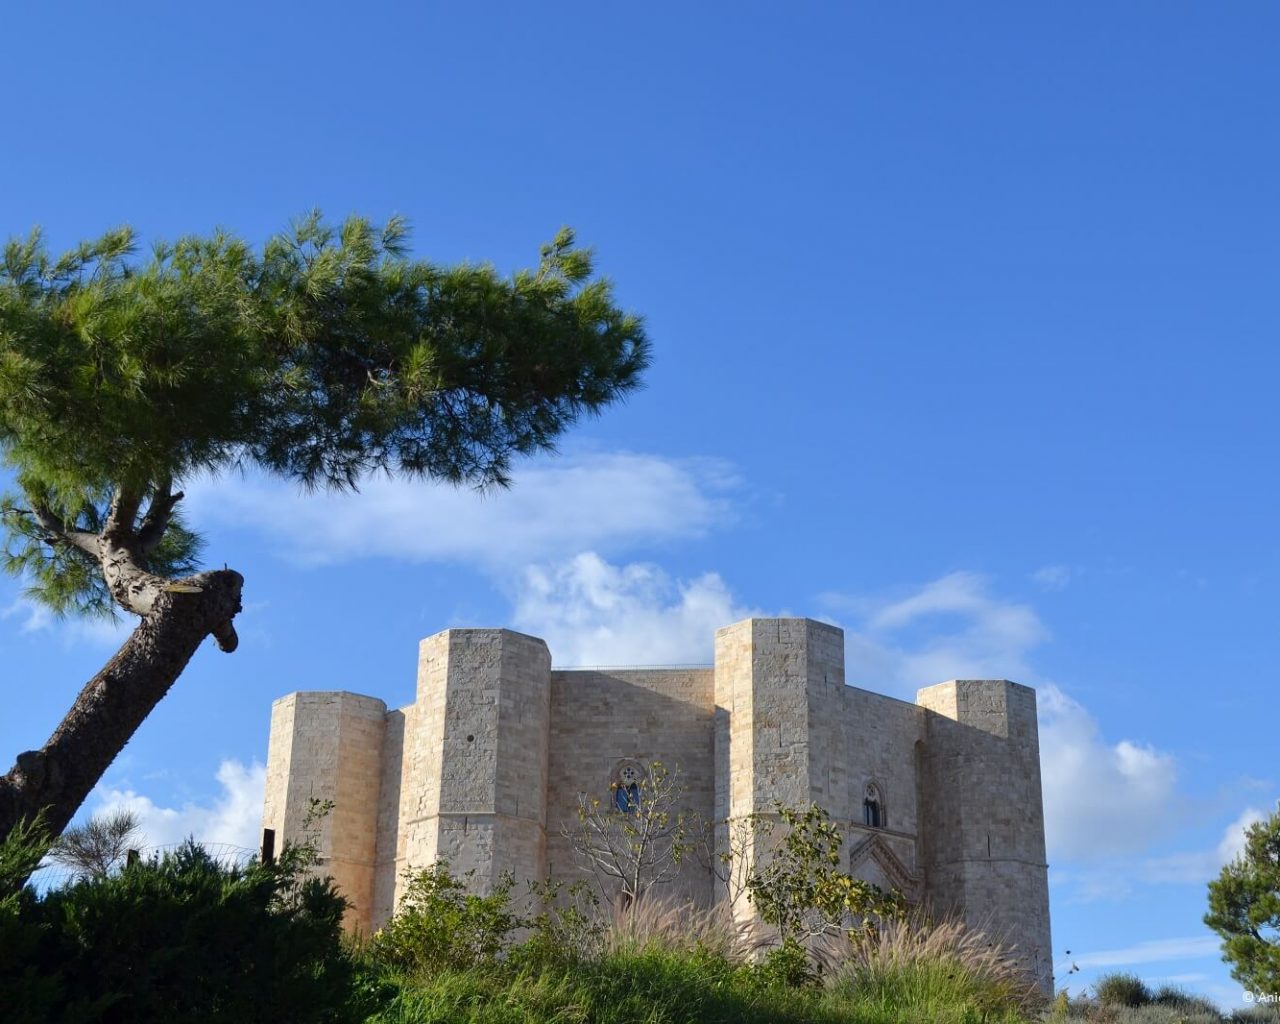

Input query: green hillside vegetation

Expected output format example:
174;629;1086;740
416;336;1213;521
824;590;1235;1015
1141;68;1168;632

5;819;1275;1024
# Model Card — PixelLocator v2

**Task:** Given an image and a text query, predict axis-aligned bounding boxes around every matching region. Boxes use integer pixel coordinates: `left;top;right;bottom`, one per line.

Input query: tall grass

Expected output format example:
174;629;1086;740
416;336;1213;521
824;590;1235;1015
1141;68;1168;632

831;913;1042;1020
599;892;753;961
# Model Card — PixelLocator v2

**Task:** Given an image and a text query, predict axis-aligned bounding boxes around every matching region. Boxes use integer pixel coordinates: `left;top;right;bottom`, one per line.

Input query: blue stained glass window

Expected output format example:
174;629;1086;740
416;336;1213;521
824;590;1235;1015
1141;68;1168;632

614;782;640;814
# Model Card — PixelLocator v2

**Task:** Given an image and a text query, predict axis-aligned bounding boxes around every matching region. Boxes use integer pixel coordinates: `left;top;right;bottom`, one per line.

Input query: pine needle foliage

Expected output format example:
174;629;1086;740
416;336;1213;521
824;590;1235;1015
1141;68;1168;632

0;215;649;615
1206;805;1280;997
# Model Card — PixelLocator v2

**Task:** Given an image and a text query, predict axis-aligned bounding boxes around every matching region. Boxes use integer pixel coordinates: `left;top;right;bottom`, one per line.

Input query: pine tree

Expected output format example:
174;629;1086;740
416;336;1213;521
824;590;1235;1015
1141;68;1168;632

0;214;649;840
1205;805;1280;995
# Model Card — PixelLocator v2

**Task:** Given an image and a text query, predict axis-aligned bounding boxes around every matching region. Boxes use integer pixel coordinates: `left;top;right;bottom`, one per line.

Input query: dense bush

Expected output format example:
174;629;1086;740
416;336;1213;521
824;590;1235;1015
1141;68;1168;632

365;861;520;975
1151;984;1223;1016
1096;972;1155;1008
0;827;360;1024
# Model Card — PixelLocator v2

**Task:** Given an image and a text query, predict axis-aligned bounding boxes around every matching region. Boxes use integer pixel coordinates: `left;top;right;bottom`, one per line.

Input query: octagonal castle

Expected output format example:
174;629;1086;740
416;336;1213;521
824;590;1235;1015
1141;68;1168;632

262;617;1052;986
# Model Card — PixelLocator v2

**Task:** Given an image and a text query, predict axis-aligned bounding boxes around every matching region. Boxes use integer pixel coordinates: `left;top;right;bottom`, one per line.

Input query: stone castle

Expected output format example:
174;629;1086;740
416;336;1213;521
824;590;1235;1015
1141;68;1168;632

262;617;1053;986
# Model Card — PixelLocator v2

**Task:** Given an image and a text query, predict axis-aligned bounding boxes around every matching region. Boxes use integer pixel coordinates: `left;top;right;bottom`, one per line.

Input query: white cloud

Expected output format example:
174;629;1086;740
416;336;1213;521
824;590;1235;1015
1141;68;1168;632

185;451;736;569
1038;684;1180;861
511;552;759;666
90;759;266;853
1052;802;1275;904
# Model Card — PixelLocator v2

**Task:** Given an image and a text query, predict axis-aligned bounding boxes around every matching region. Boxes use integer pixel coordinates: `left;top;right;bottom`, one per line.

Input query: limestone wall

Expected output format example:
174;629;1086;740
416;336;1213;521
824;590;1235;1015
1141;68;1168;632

822;685;925;893
546;668;716;906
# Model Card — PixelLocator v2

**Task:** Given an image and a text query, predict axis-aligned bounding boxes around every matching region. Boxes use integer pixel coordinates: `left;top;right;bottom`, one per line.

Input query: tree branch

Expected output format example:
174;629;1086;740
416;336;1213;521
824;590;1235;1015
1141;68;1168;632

137;479;184;555
0;568;244;842
103;487;144;542
30;503;101;558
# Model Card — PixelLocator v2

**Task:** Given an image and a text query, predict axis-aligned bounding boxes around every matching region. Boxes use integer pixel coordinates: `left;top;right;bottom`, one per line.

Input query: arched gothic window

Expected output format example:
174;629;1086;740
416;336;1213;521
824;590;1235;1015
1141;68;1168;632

863;782;884;828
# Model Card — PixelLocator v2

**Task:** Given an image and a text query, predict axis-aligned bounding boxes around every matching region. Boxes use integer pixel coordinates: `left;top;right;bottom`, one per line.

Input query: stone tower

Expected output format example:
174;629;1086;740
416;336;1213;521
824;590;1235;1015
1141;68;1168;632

395;629;551;897
917;679;1053;988
261;691;387;927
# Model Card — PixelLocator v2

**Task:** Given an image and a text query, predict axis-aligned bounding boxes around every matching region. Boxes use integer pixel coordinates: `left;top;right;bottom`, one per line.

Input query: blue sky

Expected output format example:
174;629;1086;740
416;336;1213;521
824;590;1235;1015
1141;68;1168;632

3;1;1277;1009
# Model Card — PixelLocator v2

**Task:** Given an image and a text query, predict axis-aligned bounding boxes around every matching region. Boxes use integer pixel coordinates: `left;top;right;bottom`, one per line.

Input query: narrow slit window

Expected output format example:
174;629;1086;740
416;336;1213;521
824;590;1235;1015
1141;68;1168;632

863;798;881;827
863;783;885;828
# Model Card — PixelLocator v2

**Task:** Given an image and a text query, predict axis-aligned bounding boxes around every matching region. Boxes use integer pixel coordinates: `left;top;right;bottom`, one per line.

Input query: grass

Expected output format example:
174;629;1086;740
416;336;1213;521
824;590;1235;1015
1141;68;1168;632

367;952;1028;1024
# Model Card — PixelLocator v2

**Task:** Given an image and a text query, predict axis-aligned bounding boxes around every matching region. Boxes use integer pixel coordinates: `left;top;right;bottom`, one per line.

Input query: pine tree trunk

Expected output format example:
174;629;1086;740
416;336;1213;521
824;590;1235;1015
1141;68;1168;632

0;568;243;843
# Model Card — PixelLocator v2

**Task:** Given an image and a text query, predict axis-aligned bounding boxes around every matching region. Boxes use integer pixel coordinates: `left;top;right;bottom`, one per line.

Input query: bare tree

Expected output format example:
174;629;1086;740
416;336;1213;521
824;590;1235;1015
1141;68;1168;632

47;808;141;878
562;761;703;908
707;812;774;913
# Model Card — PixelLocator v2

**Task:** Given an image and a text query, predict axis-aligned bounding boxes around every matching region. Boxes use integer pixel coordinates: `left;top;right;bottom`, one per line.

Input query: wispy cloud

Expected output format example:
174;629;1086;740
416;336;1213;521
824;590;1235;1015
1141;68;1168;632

844;571;1047;689
1;597;134;648
1072;935;1221;969
1140;807;1266;884
1031;564;1074;591
185;451;738;569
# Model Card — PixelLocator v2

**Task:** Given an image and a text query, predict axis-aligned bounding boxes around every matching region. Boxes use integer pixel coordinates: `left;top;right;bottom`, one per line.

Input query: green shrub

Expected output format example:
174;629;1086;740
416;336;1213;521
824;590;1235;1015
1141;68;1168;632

1101;1007;1219;1023
509;878;602;970
368;861;520;975
755;937;821;988
1097;972;1154;1007
0;837;358;1023
1151;984;1222;1016
744;802;905;946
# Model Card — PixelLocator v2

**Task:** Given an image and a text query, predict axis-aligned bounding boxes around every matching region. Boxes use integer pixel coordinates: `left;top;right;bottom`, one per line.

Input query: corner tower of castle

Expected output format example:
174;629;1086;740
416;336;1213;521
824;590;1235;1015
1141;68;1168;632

262;617;1053;989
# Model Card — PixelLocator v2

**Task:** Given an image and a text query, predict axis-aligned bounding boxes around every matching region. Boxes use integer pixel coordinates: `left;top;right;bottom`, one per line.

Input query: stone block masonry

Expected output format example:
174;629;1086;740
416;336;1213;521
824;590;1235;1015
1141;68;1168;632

262;617;1053;990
